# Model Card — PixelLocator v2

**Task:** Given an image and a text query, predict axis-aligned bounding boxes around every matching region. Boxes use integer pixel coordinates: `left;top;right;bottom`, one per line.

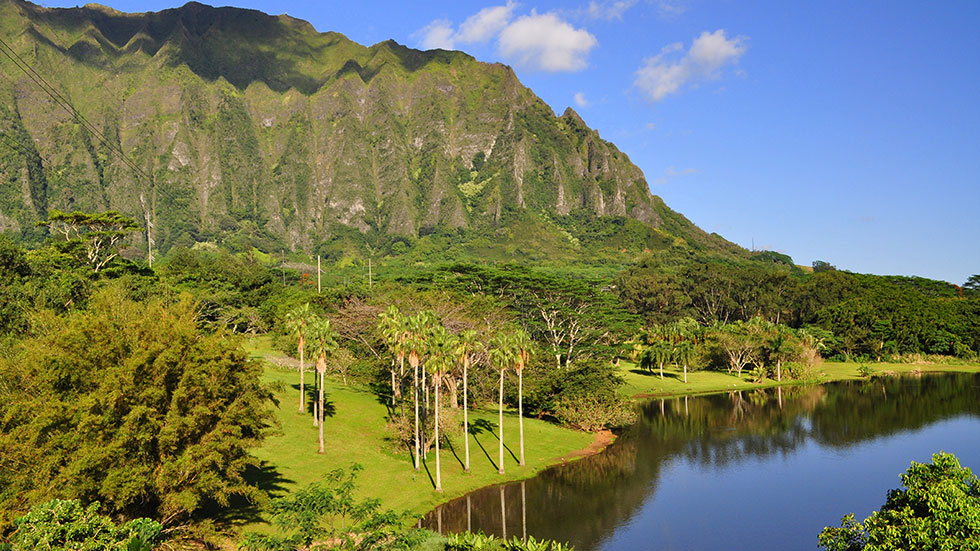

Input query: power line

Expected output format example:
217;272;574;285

0;33;193;262
0;35;157;188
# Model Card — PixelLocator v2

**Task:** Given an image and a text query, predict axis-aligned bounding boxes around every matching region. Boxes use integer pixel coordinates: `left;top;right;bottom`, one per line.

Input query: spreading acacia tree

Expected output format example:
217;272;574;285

37;210;141;272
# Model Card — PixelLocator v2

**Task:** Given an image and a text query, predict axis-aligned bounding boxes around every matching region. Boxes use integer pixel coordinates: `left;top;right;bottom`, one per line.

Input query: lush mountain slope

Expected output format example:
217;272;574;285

0;0;741;262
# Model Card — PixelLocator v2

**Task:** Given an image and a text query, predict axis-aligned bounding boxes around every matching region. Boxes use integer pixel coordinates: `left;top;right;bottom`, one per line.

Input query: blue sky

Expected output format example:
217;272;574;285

44;0;980;284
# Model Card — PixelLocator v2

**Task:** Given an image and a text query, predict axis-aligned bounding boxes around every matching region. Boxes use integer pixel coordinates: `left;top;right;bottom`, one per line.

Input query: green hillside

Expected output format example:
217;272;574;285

0;0;742;267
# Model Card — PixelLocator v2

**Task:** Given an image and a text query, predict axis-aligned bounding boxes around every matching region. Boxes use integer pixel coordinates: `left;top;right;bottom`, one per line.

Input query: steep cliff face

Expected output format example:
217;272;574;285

0;0;726;256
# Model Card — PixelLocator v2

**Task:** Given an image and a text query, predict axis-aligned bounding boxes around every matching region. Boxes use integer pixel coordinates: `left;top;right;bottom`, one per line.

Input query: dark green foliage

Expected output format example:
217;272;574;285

6;499;161;551
445;532;573;551
818;452;980;550
239;465;428;551
0;287;276;531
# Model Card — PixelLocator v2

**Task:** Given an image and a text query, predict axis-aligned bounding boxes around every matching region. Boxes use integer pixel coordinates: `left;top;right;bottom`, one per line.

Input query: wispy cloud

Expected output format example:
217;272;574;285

415;4;597;73
651;166;697;186
574;92;589;107
655;0;687;18
456;2;518;44
584;0;637;20
634;29;747;102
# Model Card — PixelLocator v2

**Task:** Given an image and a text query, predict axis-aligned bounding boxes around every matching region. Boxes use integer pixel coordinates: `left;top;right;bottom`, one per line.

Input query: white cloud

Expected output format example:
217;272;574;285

573;92;589;107
456;2;517;44
645;122;657;130
655;0;687;18
634;29;747;102
498;12;598;72
415;19;456;50
586;0;637;20
651;166;697;186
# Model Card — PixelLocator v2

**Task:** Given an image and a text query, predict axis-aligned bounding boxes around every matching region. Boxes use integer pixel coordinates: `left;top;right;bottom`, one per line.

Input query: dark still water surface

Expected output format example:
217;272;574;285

422;373;980;550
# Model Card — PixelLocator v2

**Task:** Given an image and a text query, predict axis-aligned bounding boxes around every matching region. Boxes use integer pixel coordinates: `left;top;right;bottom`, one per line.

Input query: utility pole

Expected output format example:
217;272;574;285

317;255;321;293
140;192;153;267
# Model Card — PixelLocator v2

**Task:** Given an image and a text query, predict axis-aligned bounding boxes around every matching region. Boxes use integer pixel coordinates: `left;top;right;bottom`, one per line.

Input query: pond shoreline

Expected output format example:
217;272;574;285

624;361;980;399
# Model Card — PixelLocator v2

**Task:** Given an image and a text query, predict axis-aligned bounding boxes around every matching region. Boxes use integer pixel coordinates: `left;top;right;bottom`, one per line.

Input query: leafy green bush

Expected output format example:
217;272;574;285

818;452;980;550
857;364;876;378
553;393;636;432
7;499;160;551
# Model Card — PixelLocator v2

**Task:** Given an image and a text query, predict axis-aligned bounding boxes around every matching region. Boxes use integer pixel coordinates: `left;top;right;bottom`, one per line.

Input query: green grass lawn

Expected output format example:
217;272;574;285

242;337;593;523
617;359;980;398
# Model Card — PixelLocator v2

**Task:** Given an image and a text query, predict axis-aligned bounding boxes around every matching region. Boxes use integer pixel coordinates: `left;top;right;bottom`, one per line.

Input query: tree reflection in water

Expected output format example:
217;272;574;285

423;373;980;550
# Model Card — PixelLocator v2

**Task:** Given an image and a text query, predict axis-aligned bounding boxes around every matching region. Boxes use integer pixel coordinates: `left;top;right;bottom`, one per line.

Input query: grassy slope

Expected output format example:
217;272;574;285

243;337;593;521
618;359;980;398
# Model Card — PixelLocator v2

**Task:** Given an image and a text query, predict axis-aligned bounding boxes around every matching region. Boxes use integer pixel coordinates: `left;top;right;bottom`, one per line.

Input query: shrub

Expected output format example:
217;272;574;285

553;393;636;432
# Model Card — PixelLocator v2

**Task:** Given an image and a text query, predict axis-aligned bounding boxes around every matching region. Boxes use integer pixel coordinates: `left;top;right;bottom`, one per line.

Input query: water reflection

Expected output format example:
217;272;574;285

423;373;980;550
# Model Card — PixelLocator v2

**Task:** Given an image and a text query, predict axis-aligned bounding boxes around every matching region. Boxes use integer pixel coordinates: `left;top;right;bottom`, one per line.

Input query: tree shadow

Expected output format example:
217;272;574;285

420;456;436;489
304;391;337;419
468;418;517;465
196;460;292;529
469;420;498;472
368;380;395;416
444;435;465;470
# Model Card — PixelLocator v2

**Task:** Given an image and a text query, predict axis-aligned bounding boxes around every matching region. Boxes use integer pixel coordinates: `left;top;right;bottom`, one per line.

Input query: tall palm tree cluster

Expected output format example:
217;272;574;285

377;306;532;492
286;303;534;492
286;304;339;454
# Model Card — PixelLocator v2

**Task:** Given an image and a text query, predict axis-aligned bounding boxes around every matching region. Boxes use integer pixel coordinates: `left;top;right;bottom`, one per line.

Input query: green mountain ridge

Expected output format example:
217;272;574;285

0;0;741;262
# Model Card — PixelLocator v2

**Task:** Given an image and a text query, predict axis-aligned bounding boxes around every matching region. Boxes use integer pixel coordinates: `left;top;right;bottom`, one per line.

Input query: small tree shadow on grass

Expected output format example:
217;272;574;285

197;460;292;529
469;418;518;466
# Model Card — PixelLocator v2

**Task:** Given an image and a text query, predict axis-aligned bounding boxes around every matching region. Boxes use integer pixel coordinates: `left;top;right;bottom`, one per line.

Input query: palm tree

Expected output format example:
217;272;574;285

426;326;453;492
675;341;695;384
489;333;518;475
405;311;435;470
307;317;338;454
512;328;532;467
377;305;405;405
285;303;313;413
453;329;482;473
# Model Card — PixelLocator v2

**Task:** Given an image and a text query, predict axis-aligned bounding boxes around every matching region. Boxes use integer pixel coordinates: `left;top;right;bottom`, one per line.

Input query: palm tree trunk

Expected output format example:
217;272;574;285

318;370;325;454
435;374;442;492
684;362;688;383
390;367;396;407
498;369;505;475
413;363;420;470
299;345;305;413
518;368;525;467
500;485;507;539
777;359;782;382
659;361;664;380
463;357;470;472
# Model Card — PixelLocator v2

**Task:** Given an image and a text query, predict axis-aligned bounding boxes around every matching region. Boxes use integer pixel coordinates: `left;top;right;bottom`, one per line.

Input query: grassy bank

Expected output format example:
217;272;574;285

242;337;594;525
618;359;980;398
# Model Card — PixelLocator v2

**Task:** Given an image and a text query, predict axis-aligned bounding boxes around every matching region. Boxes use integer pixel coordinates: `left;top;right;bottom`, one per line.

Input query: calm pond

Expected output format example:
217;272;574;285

422;372;980;550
